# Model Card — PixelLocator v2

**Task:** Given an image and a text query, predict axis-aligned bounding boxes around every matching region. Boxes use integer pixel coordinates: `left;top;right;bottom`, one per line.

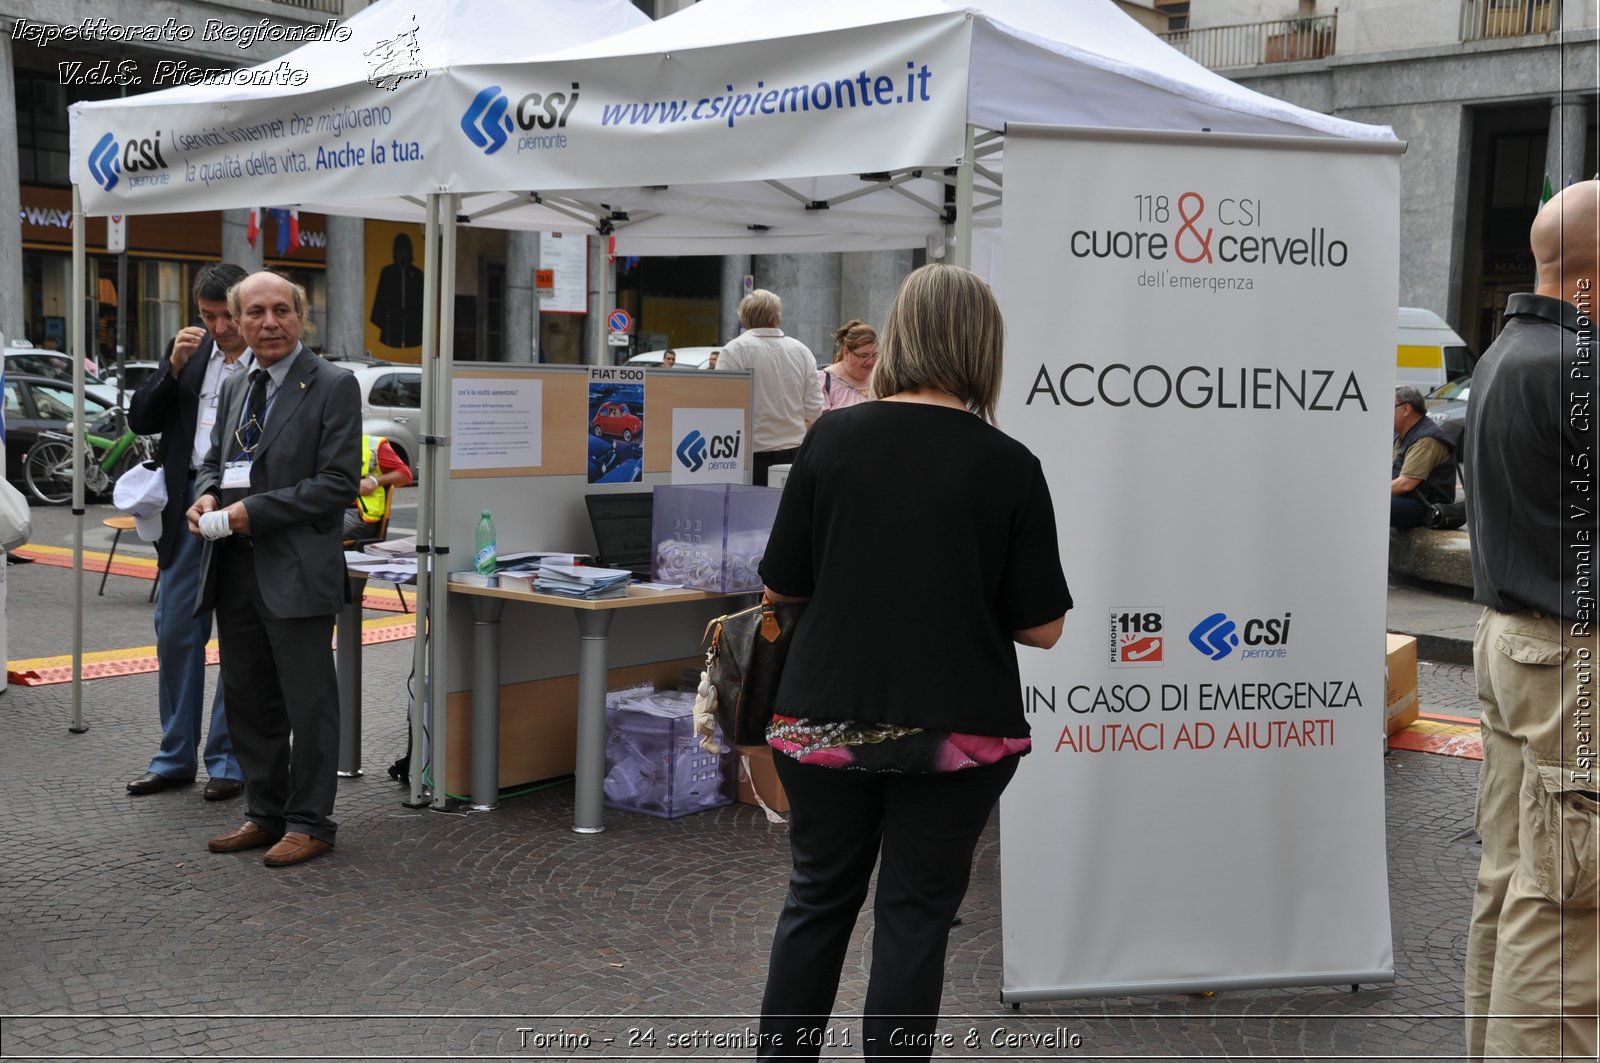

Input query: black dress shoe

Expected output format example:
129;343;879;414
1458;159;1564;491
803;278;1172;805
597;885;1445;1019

203;778;244;801
126;772;195;795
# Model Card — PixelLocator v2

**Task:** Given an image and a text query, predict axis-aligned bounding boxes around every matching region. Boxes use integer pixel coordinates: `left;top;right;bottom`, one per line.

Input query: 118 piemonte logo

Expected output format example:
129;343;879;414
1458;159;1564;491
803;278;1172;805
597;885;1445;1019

1108;607;1164;667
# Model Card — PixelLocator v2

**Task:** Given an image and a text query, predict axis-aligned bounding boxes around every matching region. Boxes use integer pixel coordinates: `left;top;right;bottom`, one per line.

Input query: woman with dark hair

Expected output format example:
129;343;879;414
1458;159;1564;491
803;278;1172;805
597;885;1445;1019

756;264;1072;1060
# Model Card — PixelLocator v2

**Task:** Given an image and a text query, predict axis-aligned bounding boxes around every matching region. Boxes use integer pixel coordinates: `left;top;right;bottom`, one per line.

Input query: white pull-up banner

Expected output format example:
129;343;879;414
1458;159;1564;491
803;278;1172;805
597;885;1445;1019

997;125;1402;1001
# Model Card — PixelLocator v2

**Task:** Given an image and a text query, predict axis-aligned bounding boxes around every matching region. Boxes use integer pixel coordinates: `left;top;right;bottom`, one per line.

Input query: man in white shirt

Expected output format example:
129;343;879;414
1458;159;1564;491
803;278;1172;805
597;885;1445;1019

124;263;251;800
714;289;824;485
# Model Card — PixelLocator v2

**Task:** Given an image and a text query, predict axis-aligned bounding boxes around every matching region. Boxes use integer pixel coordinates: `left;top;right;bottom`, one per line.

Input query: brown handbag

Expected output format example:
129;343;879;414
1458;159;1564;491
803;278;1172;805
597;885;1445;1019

692;598;805;752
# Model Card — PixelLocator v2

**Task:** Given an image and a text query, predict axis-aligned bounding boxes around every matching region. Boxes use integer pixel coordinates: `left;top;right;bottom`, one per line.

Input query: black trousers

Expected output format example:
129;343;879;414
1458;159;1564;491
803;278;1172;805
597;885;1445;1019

758;754;1018;1061
214;541;341;843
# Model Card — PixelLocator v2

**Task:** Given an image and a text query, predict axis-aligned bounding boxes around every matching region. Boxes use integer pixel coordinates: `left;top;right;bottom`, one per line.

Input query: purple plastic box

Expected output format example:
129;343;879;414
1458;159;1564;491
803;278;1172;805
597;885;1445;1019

603;689;734;819
651;484;781;593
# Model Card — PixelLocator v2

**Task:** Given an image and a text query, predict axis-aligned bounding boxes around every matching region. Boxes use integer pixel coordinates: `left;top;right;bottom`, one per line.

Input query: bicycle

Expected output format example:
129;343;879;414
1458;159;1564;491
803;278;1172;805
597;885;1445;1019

23;407;155;506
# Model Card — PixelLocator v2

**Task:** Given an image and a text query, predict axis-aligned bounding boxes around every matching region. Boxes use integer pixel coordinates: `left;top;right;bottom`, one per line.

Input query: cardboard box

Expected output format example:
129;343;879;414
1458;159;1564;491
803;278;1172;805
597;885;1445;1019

735;744;790;813
1385;633;1419;735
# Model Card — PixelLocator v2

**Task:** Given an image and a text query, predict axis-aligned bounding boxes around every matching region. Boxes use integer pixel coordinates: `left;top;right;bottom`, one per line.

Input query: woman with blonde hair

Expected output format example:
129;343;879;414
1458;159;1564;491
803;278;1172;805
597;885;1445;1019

818;319;877;413
755;263;1072;1060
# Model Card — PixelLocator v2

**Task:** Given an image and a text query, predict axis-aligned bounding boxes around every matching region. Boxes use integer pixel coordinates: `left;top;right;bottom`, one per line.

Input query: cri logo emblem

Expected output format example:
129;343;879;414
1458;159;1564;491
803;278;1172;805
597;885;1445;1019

1188;611;1292;661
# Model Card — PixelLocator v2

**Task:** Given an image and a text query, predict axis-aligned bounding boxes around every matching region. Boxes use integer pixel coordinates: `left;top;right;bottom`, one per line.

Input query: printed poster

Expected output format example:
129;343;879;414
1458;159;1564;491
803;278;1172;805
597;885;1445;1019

539;233;588;315
451;377;541;472
997;127;1401;1001
587;366;644;484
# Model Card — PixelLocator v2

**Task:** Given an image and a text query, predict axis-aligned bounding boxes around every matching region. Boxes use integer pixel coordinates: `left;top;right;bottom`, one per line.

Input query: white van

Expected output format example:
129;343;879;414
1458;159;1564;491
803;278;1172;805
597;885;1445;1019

1397;307;1474;393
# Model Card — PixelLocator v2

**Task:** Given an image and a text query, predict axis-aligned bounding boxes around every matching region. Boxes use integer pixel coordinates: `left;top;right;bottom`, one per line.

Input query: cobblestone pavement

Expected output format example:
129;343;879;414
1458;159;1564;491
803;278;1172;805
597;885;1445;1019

1;503;1486;1061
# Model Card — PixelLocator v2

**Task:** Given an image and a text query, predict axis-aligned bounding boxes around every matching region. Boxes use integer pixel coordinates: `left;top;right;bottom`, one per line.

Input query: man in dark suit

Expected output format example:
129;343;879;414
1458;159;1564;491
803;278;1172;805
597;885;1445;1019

188;271;360;868
124;263;249;801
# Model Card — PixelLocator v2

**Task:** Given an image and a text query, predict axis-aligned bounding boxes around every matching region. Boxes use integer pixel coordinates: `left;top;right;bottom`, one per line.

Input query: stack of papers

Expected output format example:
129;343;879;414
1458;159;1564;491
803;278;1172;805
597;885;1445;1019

534;562;633;600
346;552;419;584
496;551;590;571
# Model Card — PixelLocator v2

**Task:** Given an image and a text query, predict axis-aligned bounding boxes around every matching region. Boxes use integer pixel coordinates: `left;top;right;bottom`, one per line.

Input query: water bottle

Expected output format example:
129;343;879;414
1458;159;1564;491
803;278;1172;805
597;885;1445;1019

474;510;497;576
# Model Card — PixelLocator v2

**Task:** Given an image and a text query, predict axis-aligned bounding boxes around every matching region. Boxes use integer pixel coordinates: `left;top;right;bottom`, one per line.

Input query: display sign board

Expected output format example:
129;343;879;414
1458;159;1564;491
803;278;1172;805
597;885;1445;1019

538;233;588;315
997;126;1401;1001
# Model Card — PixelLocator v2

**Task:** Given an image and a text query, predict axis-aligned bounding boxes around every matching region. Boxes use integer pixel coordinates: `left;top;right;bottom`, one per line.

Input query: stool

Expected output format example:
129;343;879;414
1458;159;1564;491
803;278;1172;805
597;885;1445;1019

100;516;158;602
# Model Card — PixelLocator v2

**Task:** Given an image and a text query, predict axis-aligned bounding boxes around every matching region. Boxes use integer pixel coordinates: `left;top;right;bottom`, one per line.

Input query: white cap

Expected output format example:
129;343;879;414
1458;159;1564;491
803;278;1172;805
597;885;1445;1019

112;461;167;542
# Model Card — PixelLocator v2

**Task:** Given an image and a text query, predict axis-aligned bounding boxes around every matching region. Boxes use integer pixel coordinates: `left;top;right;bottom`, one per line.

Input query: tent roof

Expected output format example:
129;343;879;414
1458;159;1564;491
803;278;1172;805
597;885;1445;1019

70;0;1394;256
82;0;651;105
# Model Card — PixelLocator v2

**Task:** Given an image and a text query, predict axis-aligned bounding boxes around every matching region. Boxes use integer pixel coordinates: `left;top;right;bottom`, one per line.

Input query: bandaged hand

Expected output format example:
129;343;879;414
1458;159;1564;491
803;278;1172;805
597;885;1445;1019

198;509;232;540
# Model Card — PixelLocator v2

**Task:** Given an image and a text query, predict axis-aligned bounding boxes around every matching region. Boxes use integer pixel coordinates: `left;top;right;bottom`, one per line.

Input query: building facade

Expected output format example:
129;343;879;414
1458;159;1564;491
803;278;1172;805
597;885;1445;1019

9;1;1583;369
1161;0;1598;352
0;0;355;365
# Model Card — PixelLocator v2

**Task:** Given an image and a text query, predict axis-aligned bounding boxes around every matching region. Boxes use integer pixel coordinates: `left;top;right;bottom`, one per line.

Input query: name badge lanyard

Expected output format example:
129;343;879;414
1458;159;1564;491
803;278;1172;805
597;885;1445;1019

232;382;277;463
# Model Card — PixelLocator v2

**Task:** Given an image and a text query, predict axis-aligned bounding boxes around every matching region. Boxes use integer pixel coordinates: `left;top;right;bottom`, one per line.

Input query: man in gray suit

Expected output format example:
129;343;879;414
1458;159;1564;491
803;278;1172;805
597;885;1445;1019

187;271;360;868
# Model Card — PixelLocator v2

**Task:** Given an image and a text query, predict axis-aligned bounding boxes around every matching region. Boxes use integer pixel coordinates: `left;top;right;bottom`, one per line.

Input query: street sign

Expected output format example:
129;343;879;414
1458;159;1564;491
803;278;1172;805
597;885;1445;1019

107;214;126;253
742;274;754;295
607;309;632;333
607;333;629;347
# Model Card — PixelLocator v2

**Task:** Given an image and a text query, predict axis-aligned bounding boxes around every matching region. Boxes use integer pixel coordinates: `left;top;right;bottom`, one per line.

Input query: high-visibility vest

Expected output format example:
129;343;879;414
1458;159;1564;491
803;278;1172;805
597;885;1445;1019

356;434;390;524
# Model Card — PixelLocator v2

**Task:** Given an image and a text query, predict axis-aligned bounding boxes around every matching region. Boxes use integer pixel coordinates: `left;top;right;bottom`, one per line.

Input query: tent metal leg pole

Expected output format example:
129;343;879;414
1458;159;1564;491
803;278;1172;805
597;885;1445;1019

596;232;610;366
69;186;86;734
337;574;366;777
408;192;443;808
428;194;459;811
953;123;976;270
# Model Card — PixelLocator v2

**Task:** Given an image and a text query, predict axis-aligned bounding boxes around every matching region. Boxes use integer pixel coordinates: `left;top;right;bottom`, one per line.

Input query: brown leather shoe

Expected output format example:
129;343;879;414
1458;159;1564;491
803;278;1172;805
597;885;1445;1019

208;822;278;853
263;832;333;868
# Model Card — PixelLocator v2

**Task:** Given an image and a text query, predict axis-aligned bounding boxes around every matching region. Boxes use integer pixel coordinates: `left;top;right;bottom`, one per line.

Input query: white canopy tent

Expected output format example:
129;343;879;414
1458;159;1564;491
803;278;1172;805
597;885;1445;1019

65;0;1397;800
70;0;1393;256
54;0;650;751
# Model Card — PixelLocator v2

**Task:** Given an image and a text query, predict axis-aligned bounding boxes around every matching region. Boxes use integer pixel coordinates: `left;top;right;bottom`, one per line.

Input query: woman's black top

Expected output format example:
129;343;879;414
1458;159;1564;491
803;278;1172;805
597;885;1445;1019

759;401;1072;738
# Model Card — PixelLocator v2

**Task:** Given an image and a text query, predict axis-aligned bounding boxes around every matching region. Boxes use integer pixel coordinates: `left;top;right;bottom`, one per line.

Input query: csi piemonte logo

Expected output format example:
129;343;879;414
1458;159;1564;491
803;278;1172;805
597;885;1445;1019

461;86;511;155
1188;610;1293;661
88;130;170;192
675;430;708;473
88;133;121;190
461;82;582;156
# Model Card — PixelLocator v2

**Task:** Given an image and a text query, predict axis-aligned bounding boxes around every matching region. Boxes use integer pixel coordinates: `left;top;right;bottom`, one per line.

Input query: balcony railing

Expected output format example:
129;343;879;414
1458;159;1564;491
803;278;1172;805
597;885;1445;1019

1159;12;1338;69
1460;0;1558;41
269;0;345;14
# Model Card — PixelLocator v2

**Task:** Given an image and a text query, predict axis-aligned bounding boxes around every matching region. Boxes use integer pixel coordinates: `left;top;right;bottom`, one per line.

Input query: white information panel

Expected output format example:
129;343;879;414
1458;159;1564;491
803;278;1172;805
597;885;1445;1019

451;378;542;471
997;127;1401;1001
539;233;589;315
670;407;746;484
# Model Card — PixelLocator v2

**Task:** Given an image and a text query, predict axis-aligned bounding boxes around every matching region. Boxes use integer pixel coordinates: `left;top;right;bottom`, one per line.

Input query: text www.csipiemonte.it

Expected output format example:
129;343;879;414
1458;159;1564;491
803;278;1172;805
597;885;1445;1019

599;60;935;130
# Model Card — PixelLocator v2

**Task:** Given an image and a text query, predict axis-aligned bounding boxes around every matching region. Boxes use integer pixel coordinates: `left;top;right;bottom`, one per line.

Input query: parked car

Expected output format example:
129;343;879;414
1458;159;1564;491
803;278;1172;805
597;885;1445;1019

5;344;121;408
3;374;111;485
1425;375;1470;427
591;400;642;441
98;360;163;395
350;364;420;474
625;346;720;369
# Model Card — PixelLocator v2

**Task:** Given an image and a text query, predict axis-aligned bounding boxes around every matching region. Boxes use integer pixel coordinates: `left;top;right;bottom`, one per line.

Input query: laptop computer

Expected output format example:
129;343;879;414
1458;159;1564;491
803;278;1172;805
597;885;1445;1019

584;491;655;580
